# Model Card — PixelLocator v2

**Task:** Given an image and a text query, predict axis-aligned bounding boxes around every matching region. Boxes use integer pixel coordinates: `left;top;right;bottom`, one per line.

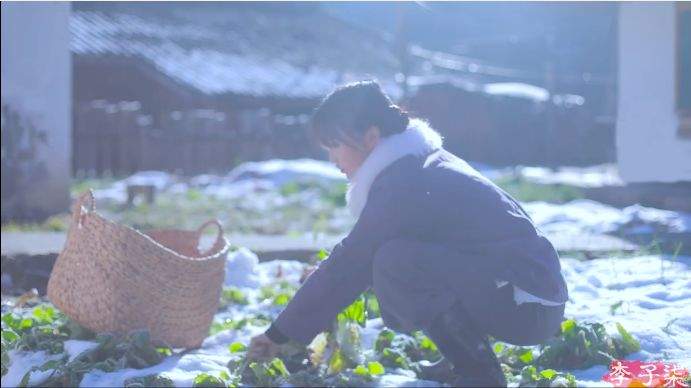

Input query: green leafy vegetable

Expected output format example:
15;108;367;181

15;328;173;387
519;349;534;364
536;319;640;369
228;342;246;353
192;372;226;387
220;287;249;307
259;281;297;306
367;361;385;376
337;296;366;327
615;322;641;355
351;361;385;381
315;249;329;262
273;293;291;306
247;357;290;386
124;374;175;387
327;348;346;374
517;365;577;387
209;316;271;336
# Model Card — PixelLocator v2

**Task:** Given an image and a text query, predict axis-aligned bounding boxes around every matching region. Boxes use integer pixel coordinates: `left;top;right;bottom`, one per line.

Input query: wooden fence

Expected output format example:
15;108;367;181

72;101;316;177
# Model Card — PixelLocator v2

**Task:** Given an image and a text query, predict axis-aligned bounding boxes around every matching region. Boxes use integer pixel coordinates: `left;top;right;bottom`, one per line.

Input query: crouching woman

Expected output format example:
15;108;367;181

247;81;569;387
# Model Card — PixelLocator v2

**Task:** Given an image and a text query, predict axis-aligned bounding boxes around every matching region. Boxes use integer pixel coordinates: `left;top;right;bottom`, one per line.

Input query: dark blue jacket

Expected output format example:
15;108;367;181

268;148;569;345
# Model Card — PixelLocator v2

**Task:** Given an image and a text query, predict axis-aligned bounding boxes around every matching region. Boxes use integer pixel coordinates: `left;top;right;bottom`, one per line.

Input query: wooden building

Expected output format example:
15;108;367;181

71;2;402;176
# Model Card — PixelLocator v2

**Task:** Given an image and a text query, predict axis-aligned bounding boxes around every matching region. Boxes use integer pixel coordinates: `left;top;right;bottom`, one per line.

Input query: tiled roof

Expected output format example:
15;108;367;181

71;6;402;99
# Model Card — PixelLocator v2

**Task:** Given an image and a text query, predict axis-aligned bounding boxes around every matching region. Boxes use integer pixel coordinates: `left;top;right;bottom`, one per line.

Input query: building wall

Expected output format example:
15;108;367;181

406;83;613;167
616;2;691;183
1;2;72;220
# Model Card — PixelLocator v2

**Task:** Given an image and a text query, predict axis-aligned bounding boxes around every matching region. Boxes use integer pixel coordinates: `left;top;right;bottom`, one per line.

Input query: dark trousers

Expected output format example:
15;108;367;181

372;239;565;346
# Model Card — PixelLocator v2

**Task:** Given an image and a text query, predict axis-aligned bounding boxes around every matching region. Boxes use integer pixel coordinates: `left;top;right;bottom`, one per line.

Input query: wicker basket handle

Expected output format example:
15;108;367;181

72;190;96;228
196;219;224;253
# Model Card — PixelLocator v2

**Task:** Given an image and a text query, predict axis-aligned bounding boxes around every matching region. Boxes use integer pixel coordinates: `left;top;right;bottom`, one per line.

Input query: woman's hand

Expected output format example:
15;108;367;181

247;333;280;361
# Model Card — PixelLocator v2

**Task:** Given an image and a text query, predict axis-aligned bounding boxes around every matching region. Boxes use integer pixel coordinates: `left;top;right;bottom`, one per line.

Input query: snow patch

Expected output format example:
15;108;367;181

483;82;550;102
4;247;689;387
517;164;623;188
562;255;691;372
227;159;346;186
524;200;691;235
64;340;99;362
3;350;64;387
225;247;261;288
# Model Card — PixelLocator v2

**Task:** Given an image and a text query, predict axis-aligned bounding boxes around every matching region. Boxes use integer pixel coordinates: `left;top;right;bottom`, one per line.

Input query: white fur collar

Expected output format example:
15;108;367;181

346;118;444;218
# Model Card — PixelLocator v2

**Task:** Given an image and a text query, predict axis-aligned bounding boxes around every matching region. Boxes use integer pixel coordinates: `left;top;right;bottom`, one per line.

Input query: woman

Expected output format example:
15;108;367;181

247;81;569;387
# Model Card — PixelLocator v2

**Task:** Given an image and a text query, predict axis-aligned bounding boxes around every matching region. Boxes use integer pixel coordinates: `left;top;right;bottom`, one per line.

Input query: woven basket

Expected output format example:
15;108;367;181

47;190;230;348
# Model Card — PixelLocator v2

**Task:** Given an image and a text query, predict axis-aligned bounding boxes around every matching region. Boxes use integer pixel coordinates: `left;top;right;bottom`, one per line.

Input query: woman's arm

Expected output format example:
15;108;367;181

266;183;404;345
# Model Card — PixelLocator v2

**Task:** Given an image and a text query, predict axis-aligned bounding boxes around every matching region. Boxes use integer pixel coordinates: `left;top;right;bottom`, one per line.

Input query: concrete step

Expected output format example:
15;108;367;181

2;230;638;259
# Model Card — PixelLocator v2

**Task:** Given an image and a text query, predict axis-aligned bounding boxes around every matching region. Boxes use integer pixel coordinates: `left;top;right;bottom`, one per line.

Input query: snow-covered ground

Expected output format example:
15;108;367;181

89;160;623;204
89;159;506;207
4;160;683;386
91;159;346;204
4;248;689;387
84;160;689;240
562;255;691;383
515;164;623;188
82;159;352;235
524;199;691;236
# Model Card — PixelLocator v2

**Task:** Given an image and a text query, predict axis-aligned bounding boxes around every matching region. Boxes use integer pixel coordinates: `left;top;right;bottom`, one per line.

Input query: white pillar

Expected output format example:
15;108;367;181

616;2;691;183
1;2;72;219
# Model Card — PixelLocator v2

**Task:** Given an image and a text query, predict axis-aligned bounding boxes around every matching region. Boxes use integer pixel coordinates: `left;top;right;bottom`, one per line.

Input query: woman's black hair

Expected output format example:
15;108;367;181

309;80;410;148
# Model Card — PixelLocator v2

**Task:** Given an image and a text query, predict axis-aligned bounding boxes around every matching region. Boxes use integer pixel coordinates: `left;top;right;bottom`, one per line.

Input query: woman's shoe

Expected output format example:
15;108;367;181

425;300;507;387
417;357;456;384
452;374;508;387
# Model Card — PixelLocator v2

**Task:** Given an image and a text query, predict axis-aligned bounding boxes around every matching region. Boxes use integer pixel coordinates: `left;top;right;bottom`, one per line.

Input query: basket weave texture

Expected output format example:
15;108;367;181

47;190;229;348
